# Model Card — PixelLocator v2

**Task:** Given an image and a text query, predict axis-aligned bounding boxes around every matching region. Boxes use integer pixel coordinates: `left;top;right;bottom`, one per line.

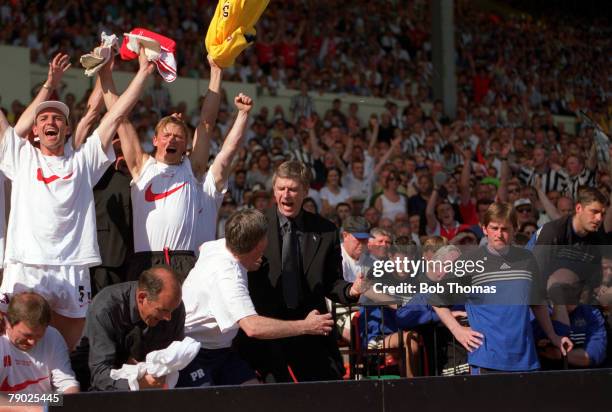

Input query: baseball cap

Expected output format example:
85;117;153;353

342;216;371;240
35;101;70;120
513;198;532;208
480;176;500;188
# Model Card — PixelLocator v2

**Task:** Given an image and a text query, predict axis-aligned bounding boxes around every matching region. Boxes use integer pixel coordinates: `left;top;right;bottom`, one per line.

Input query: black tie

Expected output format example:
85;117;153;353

282;220;301;309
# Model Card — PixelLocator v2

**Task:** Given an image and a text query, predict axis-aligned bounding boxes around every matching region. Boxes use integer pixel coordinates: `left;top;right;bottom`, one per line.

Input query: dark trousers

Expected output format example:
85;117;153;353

127;250;196;283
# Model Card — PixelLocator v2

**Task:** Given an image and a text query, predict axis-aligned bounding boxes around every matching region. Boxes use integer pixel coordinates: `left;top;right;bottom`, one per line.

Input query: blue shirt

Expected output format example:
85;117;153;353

458;246;544;371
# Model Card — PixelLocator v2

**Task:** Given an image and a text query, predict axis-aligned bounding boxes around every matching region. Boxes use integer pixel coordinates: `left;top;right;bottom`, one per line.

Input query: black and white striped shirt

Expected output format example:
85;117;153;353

518;166;568;193
564;167;597;201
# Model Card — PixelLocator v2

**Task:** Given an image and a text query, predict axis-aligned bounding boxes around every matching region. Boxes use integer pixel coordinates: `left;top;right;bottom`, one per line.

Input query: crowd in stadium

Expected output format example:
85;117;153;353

0;0;610;396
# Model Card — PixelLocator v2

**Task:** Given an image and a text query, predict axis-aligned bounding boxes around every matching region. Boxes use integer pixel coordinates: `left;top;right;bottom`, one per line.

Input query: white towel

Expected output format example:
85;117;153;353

110;337;201;390
80;32;118;77
146;337;201;388
109;363;147;391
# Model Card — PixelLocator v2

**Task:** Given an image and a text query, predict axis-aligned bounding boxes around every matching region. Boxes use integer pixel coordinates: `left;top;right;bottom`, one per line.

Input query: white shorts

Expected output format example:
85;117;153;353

0;262;91;318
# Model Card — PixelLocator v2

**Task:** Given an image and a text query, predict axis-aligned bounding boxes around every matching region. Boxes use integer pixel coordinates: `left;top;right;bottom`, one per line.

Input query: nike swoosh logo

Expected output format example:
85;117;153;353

145;182;187;202
0;376;48;391
37;168;73;184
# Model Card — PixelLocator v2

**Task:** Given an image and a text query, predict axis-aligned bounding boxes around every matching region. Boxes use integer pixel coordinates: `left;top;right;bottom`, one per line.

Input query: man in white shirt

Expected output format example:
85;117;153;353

98;55;252;281
178;209;334;387
340;216;373;283
0;292;79;393
0;49;155;350
336;216;373;341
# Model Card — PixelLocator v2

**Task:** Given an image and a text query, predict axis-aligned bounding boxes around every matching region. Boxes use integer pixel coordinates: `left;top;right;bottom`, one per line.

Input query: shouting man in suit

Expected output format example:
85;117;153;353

238;160;366;382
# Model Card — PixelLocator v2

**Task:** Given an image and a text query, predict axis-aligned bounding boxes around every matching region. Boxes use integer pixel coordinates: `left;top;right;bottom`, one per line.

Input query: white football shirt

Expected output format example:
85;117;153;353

0;327;79;393
0;128;114;266
131;157;201;252
194;171;226;251
182;239;257;349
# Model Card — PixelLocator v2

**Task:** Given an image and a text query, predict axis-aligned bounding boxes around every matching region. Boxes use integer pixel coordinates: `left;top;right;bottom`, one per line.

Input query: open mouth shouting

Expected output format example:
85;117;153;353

279;198;295;213
44;128;59;140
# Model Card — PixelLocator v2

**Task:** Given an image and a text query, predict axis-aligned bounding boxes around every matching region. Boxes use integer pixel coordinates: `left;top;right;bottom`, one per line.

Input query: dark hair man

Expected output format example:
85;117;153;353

178;209;333;387
534;187;608;324
79;265;184;391
1;292;79;393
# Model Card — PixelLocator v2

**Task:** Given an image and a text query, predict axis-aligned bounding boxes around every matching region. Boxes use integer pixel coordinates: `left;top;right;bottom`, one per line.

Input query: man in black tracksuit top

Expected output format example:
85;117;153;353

534;187;610;323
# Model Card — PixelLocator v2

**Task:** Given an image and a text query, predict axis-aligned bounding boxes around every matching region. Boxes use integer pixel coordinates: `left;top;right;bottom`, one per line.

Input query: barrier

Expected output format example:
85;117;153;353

51;369;612;412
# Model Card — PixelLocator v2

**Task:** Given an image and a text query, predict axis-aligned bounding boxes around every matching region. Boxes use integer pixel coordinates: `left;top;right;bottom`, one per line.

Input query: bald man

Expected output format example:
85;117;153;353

77;265;185;391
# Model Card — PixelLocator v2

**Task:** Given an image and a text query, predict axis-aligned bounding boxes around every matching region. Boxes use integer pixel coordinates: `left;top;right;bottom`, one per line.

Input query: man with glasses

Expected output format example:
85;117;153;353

514;198;537;227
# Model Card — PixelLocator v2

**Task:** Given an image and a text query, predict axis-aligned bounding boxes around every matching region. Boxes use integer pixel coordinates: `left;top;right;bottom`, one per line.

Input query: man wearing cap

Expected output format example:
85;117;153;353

341;216;373;283
336;216;373;341
0;49;155;351
514;198;537;228
237;160;366;382
98;54;252;282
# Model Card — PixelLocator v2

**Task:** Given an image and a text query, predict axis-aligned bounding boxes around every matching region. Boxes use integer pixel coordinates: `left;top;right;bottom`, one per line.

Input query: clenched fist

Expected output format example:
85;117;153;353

234;93;253;113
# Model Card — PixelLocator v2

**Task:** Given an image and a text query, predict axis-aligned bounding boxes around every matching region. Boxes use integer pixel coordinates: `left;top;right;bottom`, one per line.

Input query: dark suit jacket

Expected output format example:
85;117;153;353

247;207;356;320
93;167;133;268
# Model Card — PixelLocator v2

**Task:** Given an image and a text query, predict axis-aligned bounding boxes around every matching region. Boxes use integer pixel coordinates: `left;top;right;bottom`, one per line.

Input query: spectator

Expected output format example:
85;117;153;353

433;202;573;373
319;167;351;217
247;153;274;191
146;75;172;117
535;305;607;368
374;170;408;221
289;81;314;123
368;227;393;261
535;187;609;324
335;202;352;225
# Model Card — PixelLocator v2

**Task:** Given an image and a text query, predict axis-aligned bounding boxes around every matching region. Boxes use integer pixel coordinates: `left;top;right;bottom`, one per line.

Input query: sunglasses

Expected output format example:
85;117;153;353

517;207;532;213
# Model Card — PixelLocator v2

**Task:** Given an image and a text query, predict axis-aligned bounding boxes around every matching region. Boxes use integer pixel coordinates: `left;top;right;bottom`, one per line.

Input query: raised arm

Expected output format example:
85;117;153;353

459;147;472;205
14;53;71;138
306;118;324;160
190;55;223;180
97;48;153;176
73;83;105;150
342;135;354;163
0;105;8;139
366;117;379;157
209;94;253;192
586;142;598;172
425;187;440;233
373;136;401;176
534;175;561;220
496;144;510;202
